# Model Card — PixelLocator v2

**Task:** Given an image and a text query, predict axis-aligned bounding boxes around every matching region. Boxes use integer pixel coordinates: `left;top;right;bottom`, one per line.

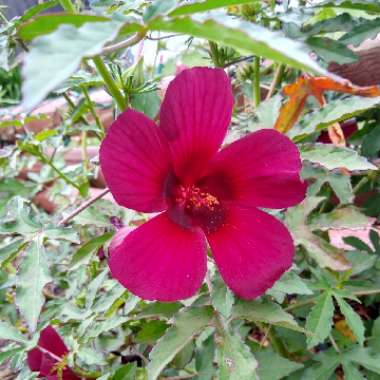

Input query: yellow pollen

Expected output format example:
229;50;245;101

176;185;219;211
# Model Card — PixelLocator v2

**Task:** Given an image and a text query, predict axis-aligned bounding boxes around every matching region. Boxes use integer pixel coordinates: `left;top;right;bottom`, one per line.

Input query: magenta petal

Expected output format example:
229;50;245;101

38;326;68;357
207;206;294;299
27;348;43;372
205;129;307;209
28;326;67;374
160;67;234;182
100;109;171;212
108;213;207;301
39;354;57;377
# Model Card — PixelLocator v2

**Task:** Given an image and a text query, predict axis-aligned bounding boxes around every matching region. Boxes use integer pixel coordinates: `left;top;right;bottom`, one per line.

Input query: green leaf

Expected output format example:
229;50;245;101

85;314;129;339
307;36;358;64
112;363;137;380
136;321;168;344
346;347;380;375
43;227;80;244
149;14;327;75
343;236;373;253
18;14;110;41
346;250;377;275
19;0;60;23
16;235;51;332
211;274;235;318
0;238;25;266
77;347;107;366
136;302;182;320
0;197;42;236
147;306;213;380
342;360;366;380
217;330;259;380
316;0;380;13
253;94;282;130
303;13;356;36
305;292;334;349
72;205;111;227
335;296;365;346
369;316;380;352
170;0;255;16
300;144;377;171
71;232;113;268
22;20;124;110
0;321;27;344
86;270;109;309
302;350;340;380
285;198;352;271
194;335;215;380
270;270;313;296
144;0;178;21
310;207;372;230
256;349;303;380
362;125;380;158
339;18;380;47
298;96;380;135
0;348;24;365
232;300;302;332
305;167;354;204
130;91;161;119
173;340;194;369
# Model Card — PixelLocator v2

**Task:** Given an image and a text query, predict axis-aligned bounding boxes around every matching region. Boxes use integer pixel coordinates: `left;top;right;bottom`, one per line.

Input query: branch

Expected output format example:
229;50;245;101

147;33;182;41
58;188;110;226
100;31;146;56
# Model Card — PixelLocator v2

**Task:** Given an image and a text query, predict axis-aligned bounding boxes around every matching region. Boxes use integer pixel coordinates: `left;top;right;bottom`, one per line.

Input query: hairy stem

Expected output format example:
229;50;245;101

92;56;127;111
41;155;80;190
253;56;261;107
81;85;105;136
58;188;110;226
266;64;285;100
100;31;146;56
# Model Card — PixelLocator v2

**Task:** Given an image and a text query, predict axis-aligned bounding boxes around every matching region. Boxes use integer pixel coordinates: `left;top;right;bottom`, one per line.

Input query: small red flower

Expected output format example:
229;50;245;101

27;326;80;380
100;67;307;301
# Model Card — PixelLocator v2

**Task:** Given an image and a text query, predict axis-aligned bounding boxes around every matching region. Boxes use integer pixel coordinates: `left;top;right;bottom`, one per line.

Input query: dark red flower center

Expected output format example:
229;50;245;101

166;177;225;233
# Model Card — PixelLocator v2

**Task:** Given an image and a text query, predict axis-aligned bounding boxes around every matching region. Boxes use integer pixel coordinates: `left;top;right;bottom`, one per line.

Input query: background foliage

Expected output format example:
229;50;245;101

1;0;380;379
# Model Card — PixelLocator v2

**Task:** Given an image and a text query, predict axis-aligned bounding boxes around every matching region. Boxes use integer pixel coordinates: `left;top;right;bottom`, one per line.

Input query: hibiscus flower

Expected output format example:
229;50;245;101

27;326;79;380
100;67;306;301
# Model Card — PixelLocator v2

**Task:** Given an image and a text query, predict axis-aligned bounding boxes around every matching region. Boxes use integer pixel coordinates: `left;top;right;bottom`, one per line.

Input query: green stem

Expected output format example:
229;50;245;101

63;93;88;125
266;63;285;100
92;56;127;111
81;85;105;136
353;176;369;194
81;130;89;172
59;0;76;12
45;159;81;190
253;56;261;107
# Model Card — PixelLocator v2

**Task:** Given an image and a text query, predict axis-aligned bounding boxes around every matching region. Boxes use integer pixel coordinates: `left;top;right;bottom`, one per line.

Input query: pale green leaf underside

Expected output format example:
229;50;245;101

147;306;213;380
15;235;51;332
150;14;328;75
22;20;124;110
300;143;377;171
